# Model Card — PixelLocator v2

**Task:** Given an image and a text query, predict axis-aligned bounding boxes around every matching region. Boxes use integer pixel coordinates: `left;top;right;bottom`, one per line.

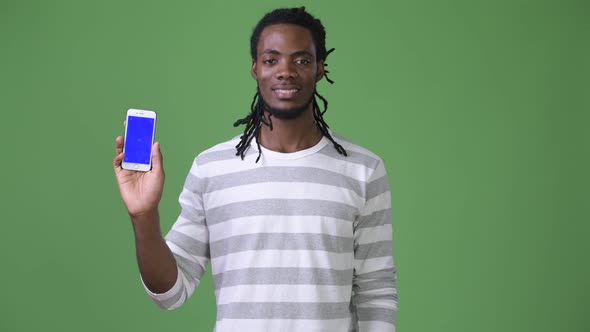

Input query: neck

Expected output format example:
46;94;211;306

258;106;323;153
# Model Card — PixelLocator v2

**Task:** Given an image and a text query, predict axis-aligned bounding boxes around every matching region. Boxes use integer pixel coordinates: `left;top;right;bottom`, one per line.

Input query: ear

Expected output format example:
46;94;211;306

251;61;258;80
315;60;325;82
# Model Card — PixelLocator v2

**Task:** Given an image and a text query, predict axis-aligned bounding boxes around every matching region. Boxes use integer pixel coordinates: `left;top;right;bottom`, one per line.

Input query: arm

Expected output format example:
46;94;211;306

131;211;178;295
353;159;399;331
113;136;209;310
112;137;178;295
139;158;210;310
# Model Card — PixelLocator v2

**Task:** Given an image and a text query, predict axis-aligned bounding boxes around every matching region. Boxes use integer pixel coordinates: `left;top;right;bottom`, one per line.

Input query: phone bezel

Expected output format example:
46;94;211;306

121;108;157;172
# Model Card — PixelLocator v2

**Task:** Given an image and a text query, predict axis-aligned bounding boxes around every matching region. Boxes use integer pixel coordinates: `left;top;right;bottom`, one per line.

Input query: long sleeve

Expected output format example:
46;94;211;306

141;158;210;310
352;159;398;331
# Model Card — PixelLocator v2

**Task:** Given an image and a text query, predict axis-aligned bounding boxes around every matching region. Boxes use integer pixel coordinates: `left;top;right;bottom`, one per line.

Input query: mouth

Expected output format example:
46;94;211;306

272;86;301;99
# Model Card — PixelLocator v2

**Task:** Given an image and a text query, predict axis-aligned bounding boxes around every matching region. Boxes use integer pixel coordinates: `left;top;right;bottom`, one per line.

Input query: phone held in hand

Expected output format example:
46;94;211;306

122;108;157;172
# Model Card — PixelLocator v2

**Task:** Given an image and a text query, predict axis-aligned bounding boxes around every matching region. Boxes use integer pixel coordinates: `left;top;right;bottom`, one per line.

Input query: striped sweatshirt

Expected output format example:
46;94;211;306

141;132;398;331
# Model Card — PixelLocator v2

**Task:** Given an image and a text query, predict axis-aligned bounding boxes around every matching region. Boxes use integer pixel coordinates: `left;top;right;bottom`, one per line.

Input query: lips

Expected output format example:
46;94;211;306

272;85;301;99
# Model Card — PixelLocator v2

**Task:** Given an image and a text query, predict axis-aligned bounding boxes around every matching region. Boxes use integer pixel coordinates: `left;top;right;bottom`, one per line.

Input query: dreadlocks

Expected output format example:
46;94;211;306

233;6;347;162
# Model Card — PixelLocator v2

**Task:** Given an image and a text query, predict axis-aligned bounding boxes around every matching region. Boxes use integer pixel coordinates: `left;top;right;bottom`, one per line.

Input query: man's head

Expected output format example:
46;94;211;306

250;7;330;65
250;7;328;119
233;7;346;162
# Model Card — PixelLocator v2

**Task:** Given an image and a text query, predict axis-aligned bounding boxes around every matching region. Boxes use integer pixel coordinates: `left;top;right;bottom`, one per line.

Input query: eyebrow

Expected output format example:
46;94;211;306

262;49;314;57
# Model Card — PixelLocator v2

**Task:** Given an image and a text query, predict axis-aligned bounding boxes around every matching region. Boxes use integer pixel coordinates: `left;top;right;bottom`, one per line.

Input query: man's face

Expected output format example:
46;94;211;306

251;24;324;119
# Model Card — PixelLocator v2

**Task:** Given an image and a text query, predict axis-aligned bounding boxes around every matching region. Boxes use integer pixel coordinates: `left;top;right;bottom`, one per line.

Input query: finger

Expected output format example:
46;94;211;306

151;142;163;170
115;136;124;155
113;152;125;170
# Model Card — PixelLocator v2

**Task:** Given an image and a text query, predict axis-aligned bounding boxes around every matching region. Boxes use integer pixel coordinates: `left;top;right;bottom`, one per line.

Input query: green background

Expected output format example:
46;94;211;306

1;0;588;331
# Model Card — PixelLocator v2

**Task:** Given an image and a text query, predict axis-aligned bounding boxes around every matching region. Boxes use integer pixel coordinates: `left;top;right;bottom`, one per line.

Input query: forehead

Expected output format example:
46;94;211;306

257;24;316;55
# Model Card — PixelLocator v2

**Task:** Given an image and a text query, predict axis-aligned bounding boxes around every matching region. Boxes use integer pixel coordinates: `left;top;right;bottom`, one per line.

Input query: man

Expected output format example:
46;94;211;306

113;7;398;331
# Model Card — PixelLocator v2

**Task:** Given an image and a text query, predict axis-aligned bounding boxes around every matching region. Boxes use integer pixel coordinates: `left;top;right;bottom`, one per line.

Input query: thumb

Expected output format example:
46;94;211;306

152;142;163;170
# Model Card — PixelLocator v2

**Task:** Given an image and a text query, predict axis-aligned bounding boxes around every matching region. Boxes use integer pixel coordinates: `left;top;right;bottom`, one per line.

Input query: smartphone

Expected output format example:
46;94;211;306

122;108;157;171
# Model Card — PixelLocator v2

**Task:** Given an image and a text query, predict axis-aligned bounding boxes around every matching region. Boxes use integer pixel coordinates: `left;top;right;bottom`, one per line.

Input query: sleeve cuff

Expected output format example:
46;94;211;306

140;266;183;302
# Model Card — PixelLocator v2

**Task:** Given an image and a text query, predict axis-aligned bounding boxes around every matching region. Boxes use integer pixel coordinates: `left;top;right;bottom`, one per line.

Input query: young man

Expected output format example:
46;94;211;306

113;7;398;332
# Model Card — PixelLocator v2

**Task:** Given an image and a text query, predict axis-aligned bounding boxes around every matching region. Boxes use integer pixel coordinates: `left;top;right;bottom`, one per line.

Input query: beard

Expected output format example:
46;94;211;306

257;88;314;121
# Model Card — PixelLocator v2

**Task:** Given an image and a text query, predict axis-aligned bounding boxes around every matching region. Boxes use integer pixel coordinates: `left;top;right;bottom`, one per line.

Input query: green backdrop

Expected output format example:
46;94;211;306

1;0;588;331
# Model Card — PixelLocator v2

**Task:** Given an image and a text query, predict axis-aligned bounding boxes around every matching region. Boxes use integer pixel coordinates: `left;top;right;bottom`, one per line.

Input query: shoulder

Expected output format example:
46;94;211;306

193;134;242;166
186;134;258;178
326;131;385;171
329;132;390;191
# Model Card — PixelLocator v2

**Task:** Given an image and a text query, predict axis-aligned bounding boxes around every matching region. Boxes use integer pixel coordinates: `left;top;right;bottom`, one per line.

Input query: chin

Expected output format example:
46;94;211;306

259;95;314;120
267;106;308;120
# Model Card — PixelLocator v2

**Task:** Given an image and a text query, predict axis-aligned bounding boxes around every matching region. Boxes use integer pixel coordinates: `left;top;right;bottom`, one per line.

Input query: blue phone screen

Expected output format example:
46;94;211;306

123;116;155;165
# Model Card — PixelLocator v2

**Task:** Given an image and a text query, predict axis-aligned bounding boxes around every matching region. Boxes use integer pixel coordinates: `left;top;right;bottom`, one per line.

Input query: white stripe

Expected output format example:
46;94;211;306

201;140;239;154
356;288;398;309
358;320;395;332
161;270;195;310
199;153;374;180
187;163;204;178
355;224;392;245
357;298;398;310
198;156;258;177
214;318;352;332
361;191;391;215
178;268;197;300
211;250;353;272
204;182;363;209
260;154;375;181
335;137;382;160
178;188;203;210
215;284;352;305
208;215;352;242
171;215;208;242
370;166;387;182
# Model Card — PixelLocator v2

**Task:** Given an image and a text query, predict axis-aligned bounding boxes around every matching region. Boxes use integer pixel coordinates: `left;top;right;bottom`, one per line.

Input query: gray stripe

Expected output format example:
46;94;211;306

172;253;207;281
206;199;358;225
318;145;379;169
356;307;396;325
166;230;210;258
204;166;365;198
213;267;353;290
184;171;205;195
358;267;397;280
355;240;393;260
217;302;352;320
349;303;359;332
196;147;254;165
355;292;398;306
353;267;397;292
355;209;391;229
210;233;353;258
366;175;390;200
179;201;205;222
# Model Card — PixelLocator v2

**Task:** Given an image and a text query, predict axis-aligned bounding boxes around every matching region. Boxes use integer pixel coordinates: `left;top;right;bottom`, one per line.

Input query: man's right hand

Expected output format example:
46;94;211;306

112;135;165;219
113;134;178;295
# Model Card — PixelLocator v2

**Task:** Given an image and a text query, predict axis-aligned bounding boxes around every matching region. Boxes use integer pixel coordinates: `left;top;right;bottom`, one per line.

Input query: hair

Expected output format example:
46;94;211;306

233;6;347;162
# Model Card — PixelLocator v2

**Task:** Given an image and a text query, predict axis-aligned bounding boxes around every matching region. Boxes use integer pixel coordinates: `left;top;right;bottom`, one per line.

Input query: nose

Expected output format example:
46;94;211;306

275;61;298;80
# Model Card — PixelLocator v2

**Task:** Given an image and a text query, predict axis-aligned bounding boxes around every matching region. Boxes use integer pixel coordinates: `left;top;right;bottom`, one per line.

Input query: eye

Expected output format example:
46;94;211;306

263;58;277;65
296;59;311;65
